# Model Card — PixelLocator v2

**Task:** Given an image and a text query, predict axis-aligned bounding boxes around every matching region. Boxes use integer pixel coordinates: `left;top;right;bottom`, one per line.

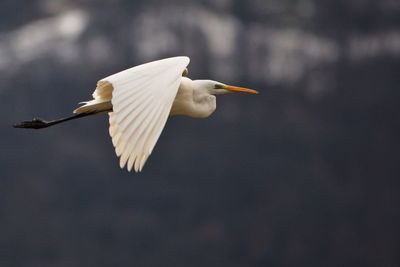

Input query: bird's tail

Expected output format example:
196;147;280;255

13;113;96;129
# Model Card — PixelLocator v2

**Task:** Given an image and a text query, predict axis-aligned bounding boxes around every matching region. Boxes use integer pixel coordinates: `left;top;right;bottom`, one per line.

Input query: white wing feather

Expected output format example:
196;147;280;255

102;57;190;172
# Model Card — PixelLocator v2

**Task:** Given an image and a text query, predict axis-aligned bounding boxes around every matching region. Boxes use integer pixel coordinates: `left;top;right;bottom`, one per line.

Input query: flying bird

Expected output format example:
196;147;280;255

14;57;258;172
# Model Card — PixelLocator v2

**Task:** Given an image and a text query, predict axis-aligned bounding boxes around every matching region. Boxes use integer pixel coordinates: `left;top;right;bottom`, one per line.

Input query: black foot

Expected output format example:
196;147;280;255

13;118;50;129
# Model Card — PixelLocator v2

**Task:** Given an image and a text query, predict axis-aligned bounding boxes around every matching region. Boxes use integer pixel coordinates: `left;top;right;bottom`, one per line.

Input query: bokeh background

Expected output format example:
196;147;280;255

1;0;399;266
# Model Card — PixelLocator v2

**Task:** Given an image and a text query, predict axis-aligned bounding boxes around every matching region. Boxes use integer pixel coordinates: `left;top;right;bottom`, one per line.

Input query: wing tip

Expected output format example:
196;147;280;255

179;56;190;66
166;56;190;66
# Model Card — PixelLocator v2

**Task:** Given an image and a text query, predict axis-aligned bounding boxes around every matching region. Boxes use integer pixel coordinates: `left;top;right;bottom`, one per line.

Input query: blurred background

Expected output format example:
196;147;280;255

1;0;399;266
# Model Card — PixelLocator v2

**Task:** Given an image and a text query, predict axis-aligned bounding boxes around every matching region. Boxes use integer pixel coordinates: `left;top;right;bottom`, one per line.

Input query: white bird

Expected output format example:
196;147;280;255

14;56;258;172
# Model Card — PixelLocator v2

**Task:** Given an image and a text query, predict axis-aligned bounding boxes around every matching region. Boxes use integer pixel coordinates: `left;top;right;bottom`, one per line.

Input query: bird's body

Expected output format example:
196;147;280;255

15;56;258;172
74;77;217;119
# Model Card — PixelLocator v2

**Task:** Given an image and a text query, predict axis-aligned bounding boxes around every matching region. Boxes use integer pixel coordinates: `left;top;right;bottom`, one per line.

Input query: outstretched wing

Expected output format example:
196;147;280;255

94;57;189;172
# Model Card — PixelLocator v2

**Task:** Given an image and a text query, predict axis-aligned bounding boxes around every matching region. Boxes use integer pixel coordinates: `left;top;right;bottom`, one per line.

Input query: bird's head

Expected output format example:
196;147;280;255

194;80;259;95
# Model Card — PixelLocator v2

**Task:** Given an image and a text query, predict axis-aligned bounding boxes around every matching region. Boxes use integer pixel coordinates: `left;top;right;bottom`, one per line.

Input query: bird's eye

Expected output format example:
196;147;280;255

214;84;224;89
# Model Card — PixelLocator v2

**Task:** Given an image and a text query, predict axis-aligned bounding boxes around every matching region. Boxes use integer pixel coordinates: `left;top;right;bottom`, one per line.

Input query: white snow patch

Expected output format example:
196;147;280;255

246;26;339;85
348;31;400;60
0;9;89;70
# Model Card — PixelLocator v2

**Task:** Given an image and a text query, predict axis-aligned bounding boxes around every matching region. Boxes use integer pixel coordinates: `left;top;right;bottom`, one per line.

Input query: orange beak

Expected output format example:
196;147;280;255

223;85;259;94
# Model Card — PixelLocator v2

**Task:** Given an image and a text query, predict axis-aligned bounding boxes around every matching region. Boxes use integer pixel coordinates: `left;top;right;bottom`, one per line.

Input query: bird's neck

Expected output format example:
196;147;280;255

170;78;216;118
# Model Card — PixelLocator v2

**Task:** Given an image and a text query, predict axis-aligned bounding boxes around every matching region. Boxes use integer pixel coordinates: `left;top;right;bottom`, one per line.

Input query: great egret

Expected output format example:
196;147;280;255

14;57;258;172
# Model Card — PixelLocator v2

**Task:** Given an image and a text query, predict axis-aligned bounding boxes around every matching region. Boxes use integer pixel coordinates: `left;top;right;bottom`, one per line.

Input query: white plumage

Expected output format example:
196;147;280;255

59;57;257;172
